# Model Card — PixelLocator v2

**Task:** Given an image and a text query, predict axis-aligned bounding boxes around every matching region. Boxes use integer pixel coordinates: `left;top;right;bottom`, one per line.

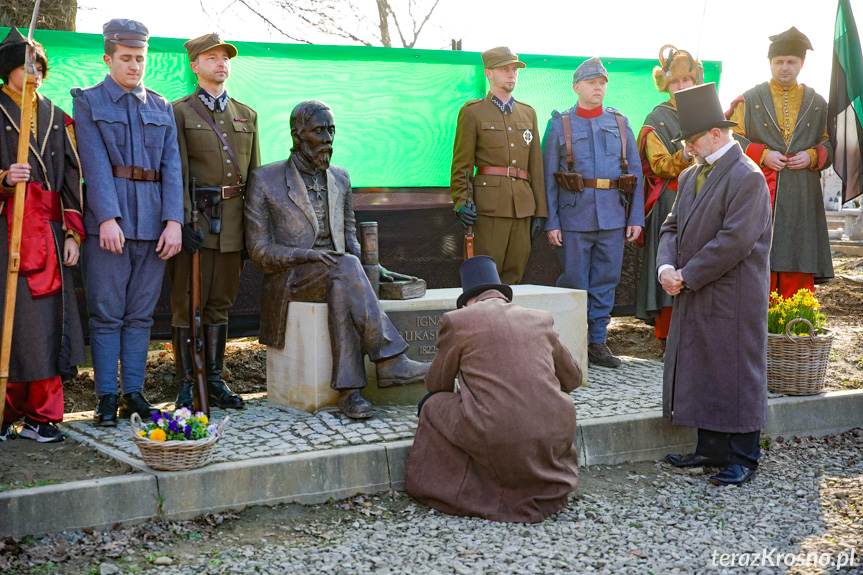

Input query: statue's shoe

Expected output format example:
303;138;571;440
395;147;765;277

338;390;373;419
376;354;429;388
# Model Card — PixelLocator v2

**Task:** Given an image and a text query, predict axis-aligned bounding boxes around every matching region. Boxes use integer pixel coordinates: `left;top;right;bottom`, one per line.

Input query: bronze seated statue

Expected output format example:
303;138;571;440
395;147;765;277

244;100;429;418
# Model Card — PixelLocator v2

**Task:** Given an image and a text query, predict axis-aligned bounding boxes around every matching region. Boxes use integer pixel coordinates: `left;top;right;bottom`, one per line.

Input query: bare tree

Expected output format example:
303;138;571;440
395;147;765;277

222;0;444;48
0;0;77;31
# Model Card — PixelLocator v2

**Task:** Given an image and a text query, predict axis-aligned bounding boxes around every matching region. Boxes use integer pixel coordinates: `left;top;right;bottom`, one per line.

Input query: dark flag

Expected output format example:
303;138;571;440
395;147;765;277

829;0;863;203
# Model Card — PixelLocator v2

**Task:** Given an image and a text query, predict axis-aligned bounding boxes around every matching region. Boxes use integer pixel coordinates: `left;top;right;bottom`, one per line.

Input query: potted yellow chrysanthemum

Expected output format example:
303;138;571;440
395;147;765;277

766;289;833;395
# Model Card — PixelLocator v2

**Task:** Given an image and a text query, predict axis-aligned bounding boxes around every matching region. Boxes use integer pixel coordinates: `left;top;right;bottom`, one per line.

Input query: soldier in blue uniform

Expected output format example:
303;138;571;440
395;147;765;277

542;58;644;368
73;19;183;426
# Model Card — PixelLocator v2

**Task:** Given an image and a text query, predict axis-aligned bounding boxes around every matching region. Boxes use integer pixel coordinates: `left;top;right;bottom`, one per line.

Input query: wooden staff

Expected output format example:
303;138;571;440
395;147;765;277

0;2;43;424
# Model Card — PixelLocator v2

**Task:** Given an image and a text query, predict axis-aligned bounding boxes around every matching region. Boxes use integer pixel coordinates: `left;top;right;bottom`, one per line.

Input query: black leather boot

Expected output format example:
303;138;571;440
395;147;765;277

94;394;118;427
172;326;194;410
204;324;244;409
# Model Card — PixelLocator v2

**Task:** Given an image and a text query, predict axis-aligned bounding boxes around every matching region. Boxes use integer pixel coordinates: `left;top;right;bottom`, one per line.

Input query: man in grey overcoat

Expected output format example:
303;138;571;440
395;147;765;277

657;83;772;486
244;100;428;419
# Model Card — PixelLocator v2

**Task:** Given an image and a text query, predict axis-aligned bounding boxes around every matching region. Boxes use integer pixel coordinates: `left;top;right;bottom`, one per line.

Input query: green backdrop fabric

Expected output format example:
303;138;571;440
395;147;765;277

3;29;721;187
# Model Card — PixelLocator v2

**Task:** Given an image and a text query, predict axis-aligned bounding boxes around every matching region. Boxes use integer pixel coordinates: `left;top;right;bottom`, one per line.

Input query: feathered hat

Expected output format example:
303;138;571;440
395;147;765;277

653;45;702;93
0;27;49;84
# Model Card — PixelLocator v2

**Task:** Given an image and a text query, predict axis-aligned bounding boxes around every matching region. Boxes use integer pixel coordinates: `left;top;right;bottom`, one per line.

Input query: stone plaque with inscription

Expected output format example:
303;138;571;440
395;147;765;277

385;309;448;363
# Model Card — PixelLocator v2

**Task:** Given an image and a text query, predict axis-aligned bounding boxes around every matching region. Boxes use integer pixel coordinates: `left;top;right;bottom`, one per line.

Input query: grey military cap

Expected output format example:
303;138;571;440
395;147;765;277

573;57;608;84
102;19;149;48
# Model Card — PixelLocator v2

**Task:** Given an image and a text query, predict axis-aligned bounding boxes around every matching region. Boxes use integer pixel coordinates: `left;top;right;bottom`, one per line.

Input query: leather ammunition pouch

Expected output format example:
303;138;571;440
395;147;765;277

553;171;584;191
618;174;638;194
195;186;223;234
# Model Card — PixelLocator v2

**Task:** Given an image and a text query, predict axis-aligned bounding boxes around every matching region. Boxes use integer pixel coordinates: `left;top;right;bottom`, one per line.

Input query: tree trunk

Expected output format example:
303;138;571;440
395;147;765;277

375;0;392;47
0;0;76;32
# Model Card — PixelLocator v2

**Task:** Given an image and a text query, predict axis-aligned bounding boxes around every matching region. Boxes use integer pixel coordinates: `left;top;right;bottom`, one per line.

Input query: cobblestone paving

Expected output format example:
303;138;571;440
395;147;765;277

61;357;780;466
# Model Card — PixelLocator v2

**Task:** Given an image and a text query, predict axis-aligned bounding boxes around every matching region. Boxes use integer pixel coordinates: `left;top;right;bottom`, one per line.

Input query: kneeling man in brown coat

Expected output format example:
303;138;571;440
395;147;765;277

404;255;582;523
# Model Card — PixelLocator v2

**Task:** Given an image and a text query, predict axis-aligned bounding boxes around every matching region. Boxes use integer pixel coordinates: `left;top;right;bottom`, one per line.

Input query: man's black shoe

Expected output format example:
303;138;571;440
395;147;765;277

709;464;757;486
0;422;16;440
665;453;726;468
118;392;160;420
94;394;118;427
588;342;621;368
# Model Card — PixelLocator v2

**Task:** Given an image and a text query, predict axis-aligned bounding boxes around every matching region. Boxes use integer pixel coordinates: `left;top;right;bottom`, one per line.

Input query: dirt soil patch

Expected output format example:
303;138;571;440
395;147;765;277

0;439;138;493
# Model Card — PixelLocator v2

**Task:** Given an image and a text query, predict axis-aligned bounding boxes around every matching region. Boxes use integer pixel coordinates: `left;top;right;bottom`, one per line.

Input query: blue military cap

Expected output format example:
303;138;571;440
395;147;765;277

102;19;149;48
573;57;608;84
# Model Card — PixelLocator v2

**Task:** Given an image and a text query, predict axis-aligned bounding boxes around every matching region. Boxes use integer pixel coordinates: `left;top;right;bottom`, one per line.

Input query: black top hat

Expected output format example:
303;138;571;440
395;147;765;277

456;255;513;309
672;82;737;143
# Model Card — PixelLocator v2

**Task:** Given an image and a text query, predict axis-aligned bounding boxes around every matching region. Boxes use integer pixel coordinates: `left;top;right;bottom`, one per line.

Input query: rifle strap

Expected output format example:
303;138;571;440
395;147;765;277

613;112;629;174
187;96;243;184
560;113;574;170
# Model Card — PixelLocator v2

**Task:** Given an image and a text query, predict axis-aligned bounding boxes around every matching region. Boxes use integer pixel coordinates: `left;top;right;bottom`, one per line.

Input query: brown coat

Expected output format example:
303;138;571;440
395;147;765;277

244;157;360;348
172;93;259;252
657;143;772;433
450;94;547;219
404;290;581;523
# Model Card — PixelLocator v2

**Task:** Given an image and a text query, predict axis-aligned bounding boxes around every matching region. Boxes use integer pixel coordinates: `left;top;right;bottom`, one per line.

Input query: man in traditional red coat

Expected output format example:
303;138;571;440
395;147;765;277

726;27;833;298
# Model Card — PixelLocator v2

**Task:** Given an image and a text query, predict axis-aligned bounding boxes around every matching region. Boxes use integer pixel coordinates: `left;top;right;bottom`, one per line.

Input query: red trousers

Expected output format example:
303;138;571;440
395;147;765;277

770;272;815;299
655;306;673;340
3;375;63;424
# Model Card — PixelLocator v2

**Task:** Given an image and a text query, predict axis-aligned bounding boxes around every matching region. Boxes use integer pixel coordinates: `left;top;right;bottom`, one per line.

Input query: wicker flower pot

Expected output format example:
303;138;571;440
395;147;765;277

130;412;229;471
766;318;833;396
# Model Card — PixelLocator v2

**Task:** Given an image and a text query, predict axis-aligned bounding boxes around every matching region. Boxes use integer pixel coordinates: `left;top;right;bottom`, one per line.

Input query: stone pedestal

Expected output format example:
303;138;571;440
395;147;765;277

267;285;587;414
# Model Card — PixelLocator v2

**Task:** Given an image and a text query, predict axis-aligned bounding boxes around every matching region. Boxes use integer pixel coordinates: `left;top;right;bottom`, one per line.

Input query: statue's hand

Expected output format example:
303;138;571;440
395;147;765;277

380;266;418;283
304;249;343;267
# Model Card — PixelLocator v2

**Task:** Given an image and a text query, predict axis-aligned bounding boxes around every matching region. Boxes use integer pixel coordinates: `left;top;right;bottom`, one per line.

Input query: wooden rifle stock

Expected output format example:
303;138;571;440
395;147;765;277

189;179;209;416
464;170;474;259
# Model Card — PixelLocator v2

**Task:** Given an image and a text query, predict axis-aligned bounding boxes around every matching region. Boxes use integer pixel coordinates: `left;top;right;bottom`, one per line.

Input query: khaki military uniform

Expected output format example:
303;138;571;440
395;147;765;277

450;93;546;284
169;91;259;325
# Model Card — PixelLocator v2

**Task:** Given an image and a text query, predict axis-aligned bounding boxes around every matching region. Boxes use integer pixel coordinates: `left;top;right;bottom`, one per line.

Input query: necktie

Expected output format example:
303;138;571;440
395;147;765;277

695;162;714;195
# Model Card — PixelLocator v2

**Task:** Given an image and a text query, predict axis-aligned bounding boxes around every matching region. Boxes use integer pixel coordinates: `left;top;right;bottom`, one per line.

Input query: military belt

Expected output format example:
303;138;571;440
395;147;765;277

112;165;161;182
583;178;619;190
197;183;245;200
475;166;531;183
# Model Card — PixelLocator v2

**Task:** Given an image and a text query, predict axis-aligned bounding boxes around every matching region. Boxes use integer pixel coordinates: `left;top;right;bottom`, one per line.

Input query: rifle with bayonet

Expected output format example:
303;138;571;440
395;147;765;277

189;178;209;416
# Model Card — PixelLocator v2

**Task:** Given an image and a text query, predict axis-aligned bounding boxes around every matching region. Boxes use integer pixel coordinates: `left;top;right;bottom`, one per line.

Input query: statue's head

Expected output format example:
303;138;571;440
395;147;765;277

291;100;335;173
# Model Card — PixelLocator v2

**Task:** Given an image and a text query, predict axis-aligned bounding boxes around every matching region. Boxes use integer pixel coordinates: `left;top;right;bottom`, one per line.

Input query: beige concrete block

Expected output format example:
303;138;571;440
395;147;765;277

266;303;338;413
267;285;588;413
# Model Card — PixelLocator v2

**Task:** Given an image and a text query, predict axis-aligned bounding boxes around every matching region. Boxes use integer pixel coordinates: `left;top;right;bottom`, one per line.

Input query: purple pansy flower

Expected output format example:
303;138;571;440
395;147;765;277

184;425;192;439
168;420;180;434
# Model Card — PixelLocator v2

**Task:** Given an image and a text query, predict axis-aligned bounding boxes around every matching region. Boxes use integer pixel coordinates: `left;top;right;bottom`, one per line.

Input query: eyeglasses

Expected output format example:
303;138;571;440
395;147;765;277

682;131;708;145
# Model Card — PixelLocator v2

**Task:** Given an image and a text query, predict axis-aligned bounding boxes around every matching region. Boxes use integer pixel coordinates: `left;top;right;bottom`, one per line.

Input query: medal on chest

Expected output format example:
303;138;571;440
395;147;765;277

523;129;533;145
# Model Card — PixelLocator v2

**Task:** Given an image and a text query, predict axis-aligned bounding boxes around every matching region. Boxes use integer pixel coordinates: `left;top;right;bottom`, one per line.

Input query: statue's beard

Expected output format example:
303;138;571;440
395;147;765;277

299;143;332;173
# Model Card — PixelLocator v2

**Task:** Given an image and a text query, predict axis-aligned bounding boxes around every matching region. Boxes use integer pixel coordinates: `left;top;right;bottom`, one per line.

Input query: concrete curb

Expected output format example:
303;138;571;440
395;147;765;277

6;389;861;536
0;474;159;538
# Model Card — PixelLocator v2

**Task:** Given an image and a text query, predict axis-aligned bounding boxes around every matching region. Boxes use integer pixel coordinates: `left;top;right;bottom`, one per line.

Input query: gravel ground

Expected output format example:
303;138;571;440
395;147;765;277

3;429;861;575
